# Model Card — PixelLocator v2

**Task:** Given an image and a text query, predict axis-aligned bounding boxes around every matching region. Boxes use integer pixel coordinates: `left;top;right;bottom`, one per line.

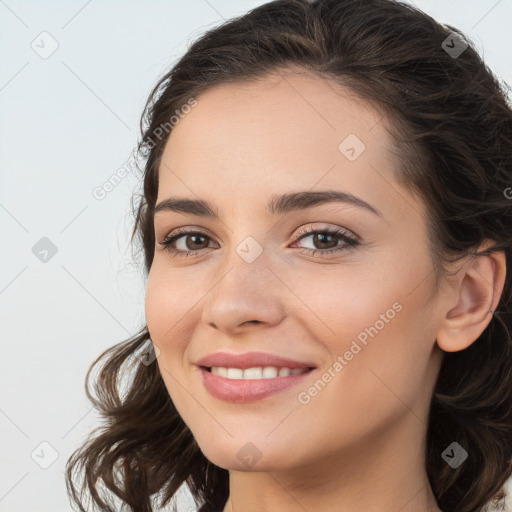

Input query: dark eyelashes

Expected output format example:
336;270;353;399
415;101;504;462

157;225;360;259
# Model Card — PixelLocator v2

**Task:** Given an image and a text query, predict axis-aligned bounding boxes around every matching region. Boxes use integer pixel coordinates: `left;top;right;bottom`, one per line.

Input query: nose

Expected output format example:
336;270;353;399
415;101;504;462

200;254;287;335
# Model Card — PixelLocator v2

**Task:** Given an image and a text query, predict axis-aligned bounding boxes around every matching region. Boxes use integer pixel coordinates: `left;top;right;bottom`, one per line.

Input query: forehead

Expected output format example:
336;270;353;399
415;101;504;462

156;71;416;224
164;70;388;163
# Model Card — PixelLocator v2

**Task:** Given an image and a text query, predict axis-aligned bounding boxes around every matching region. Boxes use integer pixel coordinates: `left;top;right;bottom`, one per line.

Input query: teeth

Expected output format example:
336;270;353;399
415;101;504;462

210;366;309;379
226;368;243;379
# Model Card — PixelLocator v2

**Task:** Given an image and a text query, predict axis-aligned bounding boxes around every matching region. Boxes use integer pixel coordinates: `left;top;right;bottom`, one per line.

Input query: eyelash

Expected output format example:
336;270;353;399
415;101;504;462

157;225;359;259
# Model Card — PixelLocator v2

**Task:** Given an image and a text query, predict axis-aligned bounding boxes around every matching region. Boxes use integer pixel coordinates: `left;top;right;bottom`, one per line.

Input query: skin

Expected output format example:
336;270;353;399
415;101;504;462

144;68;506;512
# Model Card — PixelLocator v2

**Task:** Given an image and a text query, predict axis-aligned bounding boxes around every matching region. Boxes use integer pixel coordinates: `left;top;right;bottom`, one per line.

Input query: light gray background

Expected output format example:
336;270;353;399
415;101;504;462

1;1;511;511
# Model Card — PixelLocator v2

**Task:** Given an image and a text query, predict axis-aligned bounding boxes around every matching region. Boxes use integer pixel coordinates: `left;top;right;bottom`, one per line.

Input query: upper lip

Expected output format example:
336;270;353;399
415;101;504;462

195;351;317;370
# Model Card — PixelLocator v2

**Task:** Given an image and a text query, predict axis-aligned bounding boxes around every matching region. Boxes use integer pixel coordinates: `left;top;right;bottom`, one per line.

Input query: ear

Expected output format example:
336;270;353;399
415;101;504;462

436;242;507;353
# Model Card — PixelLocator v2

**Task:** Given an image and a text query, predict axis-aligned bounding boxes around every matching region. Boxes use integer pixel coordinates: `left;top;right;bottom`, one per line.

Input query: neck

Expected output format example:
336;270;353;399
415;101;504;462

221;414;442;512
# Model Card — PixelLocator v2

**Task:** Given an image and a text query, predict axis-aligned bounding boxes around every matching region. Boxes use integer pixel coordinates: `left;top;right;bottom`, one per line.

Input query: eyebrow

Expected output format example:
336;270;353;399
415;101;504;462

153;190;382;218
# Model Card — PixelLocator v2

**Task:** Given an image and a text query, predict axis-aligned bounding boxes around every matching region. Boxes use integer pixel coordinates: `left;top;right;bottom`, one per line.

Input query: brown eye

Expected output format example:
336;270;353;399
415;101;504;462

158;229;216;257
293;225;359;256
307;233;340;250
179;234;210;250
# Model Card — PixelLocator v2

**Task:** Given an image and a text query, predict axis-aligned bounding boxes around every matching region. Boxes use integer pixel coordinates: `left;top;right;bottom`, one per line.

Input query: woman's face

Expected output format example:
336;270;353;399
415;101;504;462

145;71;445;473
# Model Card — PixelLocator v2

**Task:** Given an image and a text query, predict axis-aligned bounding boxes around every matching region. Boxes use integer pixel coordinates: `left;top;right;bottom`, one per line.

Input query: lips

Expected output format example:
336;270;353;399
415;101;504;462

195;351;317;370
198;365;315;402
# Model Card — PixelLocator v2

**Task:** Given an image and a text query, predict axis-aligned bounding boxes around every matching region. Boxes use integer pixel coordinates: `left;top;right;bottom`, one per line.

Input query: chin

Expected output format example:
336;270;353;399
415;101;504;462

197;438;294;472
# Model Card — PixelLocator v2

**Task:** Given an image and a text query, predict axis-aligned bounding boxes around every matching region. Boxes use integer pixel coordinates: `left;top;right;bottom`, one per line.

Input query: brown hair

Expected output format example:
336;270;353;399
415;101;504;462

65;1;512;511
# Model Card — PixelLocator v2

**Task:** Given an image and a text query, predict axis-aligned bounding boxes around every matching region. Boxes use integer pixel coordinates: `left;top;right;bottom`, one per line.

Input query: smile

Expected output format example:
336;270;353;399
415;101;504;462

207;366;310;379
199;366;316;402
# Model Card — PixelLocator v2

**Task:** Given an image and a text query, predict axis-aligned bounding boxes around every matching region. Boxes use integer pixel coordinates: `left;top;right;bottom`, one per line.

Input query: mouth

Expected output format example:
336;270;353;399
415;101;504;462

201;365;316;379
198;365;317;402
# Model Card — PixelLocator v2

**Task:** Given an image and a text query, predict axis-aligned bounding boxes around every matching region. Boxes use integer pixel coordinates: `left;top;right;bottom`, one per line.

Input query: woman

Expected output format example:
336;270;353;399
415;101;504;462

65;1;512;511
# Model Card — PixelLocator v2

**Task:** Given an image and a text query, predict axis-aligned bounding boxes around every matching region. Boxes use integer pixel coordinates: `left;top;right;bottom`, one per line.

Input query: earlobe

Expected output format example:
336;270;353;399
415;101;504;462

436;244;507;353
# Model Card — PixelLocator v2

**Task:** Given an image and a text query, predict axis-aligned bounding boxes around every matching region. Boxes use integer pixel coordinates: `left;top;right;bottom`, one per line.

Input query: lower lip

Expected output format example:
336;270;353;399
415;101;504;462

199;366;315;402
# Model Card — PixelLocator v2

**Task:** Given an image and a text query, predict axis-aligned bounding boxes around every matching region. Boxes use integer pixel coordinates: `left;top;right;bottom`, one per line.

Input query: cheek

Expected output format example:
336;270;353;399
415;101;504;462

145;272;169;340
288;264;402;348
144;268;193;361
145;270;196;411
289;258;436;409
145;264;198;337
